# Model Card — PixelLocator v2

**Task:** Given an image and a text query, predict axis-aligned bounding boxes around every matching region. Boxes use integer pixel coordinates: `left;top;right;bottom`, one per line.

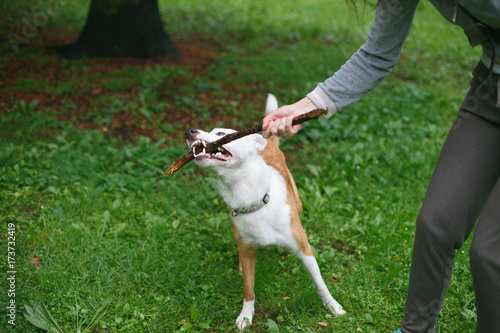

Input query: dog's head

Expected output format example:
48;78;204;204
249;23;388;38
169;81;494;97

185;128;267;170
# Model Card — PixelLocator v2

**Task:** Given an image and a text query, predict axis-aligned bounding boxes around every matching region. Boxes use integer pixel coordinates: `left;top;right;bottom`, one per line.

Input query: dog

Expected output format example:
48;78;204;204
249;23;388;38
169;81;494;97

185;94;345;330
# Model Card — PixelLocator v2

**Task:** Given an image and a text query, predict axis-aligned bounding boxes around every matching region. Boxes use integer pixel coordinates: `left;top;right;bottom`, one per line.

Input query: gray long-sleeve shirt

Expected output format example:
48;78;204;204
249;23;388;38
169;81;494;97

308;0;500;117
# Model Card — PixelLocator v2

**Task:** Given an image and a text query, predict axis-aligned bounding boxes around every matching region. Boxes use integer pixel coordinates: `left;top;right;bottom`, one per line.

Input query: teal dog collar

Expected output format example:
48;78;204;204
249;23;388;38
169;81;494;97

232;190;270;217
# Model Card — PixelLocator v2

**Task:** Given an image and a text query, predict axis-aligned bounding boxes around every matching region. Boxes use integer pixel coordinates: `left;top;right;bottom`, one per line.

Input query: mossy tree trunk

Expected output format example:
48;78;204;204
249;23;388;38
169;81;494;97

62;0;182;59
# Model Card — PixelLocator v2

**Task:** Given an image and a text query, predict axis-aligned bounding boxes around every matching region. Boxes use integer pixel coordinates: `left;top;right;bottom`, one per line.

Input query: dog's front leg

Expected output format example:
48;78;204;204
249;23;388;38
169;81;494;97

233;223;256;331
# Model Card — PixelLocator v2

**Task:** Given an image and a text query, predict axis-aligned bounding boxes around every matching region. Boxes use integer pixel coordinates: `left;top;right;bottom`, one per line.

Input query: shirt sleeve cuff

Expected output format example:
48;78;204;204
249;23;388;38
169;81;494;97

306;86;338;119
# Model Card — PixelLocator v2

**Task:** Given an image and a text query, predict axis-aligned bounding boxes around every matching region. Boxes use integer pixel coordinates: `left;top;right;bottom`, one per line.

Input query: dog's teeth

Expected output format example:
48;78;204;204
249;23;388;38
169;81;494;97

202;148;206;155
202;141;206;147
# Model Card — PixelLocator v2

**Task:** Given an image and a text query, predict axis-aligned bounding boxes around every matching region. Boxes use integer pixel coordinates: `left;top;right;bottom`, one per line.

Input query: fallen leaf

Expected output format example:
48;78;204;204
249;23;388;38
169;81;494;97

28;255;41;267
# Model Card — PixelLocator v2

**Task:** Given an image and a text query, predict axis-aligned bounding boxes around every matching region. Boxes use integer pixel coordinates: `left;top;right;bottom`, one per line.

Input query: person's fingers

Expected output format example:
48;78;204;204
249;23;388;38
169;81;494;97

269;118;283;137
292;123;304;135
266;116;298;138
262;114;273;130
284;117;304;138
284;116;293;134
277;117;288;134
262;120;273;138
275;117;292;139
269;119;281;137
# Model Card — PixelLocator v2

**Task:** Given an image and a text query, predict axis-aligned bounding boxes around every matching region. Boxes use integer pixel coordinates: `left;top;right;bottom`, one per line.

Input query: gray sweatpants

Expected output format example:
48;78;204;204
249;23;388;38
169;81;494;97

401;61;500;333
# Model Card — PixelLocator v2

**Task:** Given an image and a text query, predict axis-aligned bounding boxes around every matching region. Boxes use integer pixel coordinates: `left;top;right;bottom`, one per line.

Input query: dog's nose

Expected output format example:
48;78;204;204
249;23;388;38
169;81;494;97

185;129;198;140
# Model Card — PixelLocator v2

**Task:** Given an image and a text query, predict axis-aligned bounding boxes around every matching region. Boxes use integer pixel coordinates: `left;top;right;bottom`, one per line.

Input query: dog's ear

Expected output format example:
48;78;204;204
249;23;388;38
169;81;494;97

251;134;267;152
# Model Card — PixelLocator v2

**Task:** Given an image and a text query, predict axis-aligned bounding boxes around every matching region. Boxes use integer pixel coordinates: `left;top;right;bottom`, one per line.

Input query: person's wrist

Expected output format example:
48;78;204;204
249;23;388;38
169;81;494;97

292;97;318;116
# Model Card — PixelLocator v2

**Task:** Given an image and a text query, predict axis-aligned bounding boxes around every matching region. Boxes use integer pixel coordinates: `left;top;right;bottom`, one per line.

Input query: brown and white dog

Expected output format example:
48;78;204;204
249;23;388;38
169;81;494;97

185;94;345;330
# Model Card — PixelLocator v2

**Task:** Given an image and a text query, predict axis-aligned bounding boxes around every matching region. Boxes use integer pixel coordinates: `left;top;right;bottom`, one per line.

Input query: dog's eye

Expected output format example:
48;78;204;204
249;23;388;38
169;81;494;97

215;132;226;136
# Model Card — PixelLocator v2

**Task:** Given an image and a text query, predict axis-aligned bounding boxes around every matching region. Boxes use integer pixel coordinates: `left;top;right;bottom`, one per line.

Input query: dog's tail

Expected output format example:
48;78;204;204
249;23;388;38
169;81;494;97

264;94;280;146
265;93;279;115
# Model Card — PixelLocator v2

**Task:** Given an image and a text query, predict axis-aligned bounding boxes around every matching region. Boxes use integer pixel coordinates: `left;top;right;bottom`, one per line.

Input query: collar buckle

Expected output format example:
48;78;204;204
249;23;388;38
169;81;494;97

262;193;270;204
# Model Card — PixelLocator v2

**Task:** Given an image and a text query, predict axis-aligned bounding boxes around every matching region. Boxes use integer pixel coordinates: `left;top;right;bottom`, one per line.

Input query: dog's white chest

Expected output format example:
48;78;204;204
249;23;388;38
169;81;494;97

231;167;295;249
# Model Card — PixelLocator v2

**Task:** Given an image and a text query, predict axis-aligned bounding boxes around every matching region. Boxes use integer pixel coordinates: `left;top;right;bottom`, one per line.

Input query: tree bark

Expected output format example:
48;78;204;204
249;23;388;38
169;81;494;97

60;0;182;59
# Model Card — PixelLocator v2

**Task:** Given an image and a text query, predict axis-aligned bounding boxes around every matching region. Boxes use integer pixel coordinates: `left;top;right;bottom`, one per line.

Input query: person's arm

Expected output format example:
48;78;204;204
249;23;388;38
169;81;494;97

263;0;420;138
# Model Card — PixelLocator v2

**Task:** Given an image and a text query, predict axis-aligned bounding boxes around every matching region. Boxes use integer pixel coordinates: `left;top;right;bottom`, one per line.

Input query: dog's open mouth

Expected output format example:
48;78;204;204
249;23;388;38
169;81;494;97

190;139;232;161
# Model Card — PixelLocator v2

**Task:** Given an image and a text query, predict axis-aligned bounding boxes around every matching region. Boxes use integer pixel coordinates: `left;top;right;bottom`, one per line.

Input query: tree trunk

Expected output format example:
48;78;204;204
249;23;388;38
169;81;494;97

61;0;182;59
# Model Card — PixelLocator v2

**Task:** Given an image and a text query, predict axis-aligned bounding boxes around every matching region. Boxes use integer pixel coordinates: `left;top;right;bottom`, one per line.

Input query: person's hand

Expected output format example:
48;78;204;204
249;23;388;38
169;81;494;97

262;97;322;138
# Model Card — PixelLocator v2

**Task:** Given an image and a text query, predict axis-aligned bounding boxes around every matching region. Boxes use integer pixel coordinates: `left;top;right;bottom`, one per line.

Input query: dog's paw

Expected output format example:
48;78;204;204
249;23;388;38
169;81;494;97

236;314;252;331
236;299;255;331
325;298;346;316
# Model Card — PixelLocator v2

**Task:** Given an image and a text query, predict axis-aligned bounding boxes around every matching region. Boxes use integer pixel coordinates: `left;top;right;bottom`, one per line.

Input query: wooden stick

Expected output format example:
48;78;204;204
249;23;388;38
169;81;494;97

166;109;327;175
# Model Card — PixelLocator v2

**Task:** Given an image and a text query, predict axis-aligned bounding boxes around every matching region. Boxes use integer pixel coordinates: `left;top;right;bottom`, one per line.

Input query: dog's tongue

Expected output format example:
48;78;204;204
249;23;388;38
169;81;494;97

194;150;231;162
214;152;231;161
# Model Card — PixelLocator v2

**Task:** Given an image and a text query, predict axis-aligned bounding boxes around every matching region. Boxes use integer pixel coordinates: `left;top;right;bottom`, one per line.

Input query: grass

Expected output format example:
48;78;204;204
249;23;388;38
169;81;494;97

0;0;481;332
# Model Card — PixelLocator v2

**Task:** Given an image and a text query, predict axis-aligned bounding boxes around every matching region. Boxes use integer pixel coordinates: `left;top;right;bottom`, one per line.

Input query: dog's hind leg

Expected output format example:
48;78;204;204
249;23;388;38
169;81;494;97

233;222;257;331
290;221;346;316
296;249;346;316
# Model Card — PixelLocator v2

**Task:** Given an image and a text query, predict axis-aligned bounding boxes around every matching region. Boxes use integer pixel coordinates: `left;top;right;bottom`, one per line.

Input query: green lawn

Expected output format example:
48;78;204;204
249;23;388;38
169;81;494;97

1;1;480;332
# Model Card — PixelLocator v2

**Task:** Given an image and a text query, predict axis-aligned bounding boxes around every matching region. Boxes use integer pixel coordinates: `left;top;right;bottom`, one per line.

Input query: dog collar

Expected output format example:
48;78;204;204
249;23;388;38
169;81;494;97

231;190;270;217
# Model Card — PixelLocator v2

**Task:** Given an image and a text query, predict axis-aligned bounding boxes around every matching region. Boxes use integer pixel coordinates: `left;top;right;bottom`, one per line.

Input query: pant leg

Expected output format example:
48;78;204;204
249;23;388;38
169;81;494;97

470;180;500;333
401;61;500;333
